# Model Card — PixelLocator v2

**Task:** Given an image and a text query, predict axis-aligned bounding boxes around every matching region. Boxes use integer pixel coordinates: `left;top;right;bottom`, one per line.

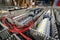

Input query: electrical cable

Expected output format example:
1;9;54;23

2;17;34;40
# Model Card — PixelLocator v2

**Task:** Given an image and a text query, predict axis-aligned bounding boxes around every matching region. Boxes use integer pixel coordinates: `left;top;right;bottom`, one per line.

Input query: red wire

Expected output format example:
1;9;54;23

8;25;32;40
2;17;34;40
19;32;32;40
